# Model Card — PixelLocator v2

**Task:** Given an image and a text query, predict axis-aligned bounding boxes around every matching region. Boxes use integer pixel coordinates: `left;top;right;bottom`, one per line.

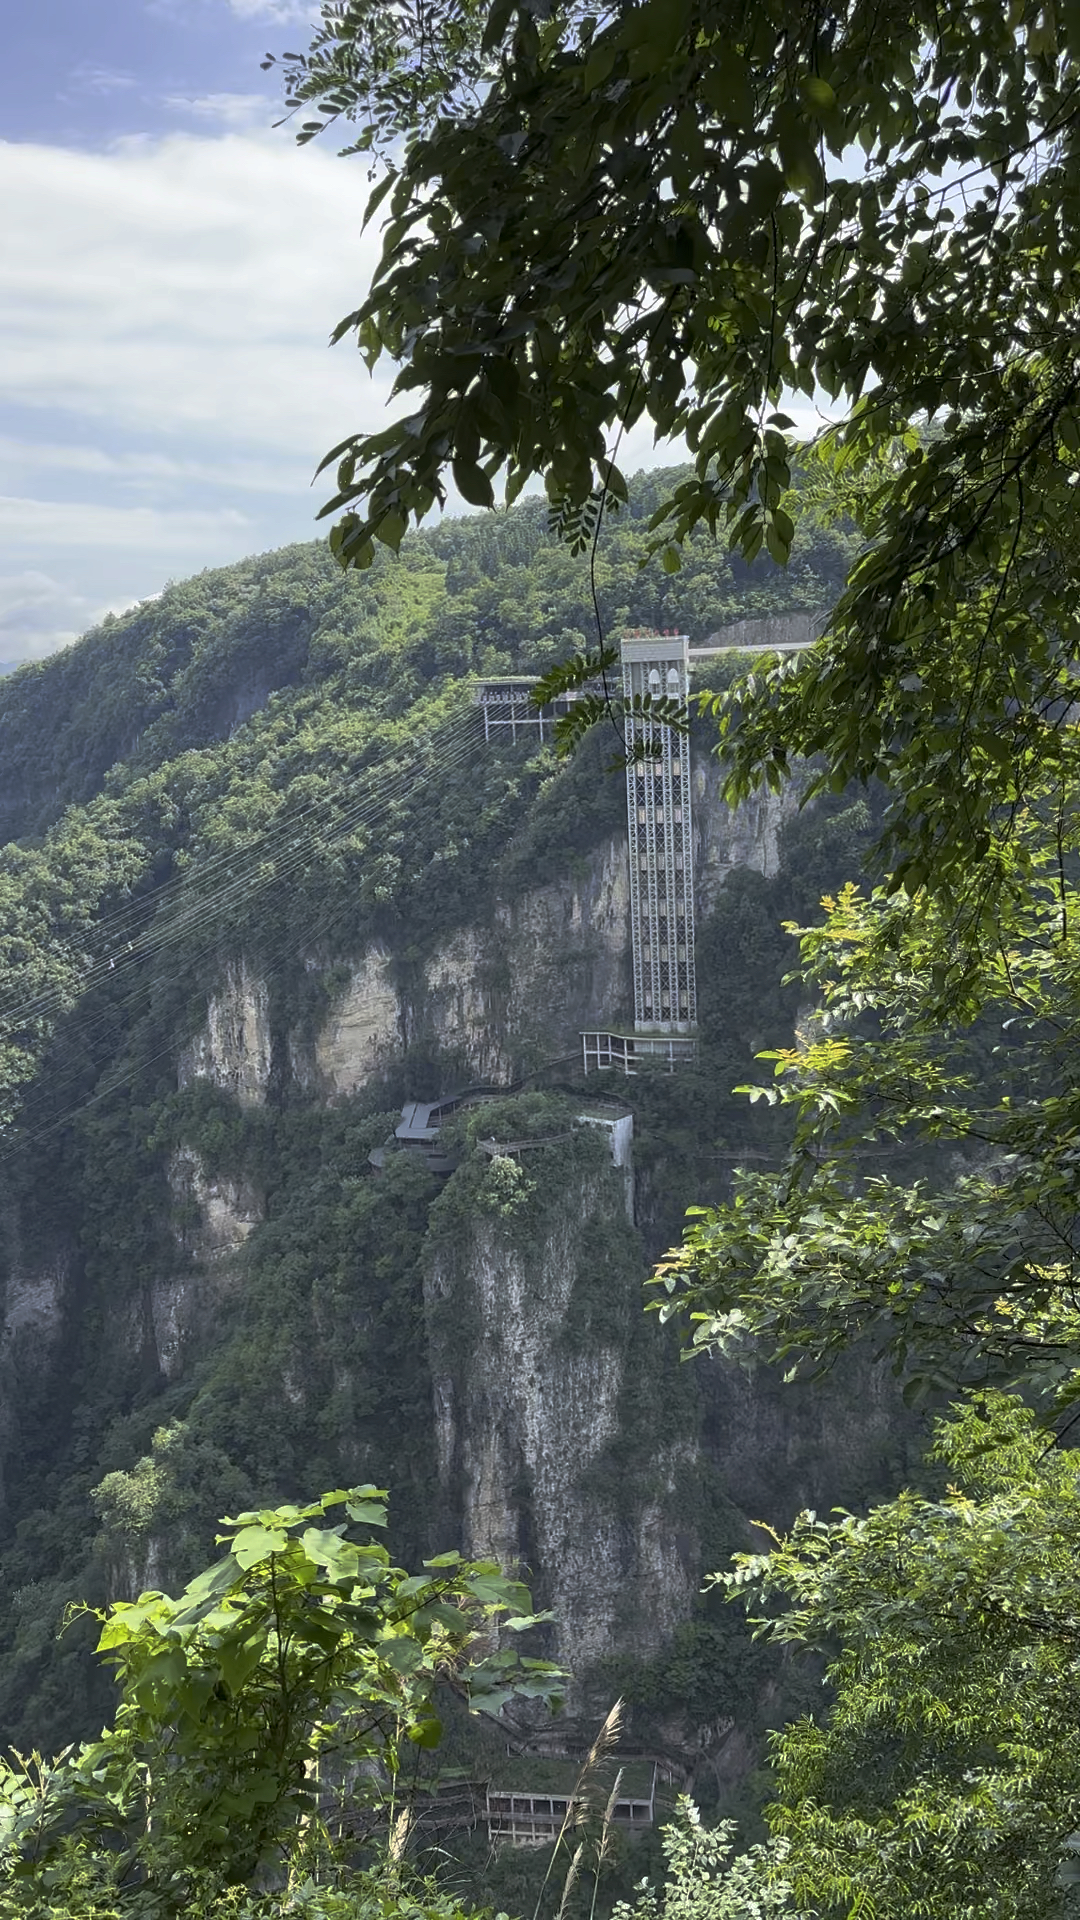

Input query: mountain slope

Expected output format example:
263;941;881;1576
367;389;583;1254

0;473;907;1817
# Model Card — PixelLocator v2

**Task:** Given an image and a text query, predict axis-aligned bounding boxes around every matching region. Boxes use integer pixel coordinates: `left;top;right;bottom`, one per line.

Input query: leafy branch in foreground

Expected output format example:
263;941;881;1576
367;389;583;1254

610;1796;792;1920
279;0;1080;902
0;1488;560;1911
651;863;1080;1405
529;651;689;763
721;1392;1080;1919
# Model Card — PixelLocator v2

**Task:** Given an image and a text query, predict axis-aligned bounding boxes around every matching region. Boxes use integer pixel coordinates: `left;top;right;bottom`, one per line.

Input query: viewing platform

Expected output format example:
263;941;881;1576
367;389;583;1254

487;1762;658;1848
473;676;598;741
581;1029;697;1075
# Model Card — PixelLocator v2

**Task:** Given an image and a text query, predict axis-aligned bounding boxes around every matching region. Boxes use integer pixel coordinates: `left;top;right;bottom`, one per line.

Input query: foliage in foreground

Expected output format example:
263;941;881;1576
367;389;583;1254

654;861;1080;1405
723;1392;1080;1918
612;1798;791;1920
653;825;1080;1911
0;1487;558;1916
0;1864;482;1920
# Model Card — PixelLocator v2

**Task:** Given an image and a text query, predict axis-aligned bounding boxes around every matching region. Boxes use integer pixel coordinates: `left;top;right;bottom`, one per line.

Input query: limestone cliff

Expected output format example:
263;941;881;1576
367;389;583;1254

306;832;633;1097
424;1135;696;1682
150;1146;264;1381
180;747;797;1105
178;959;272;1108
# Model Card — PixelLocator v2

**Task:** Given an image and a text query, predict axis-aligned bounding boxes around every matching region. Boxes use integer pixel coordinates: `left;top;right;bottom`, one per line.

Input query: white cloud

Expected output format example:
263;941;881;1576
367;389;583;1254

0;129;393;456
2;120;821;666
161;92;282;132
0;571;139;663
223;0;319;21
0;494;252;550
0;434;303;495
68;65;139;97
145;0;316;23
0;125;401;657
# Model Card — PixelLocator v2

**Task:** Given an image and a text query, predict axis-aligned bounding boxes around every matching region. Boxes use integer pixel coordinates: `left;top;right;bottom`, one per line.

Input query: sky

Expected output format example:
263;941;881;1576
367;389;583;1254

3;2;832;668
1;0;406;663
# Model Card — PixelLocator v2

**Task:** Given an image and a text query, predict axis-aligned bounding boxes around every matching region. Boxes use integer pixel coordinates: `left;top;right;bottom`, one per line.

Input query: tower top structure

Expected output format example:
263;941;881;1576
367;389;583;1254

620;631;690;659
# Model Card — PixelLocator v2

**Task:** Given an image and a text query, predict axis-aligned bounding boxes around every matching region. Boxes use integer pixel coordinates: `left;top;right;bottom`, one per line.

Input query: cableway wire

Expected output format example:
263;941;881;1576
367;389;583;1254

0;731;490;1140
1;716;484;1065
1;708;463;976
0;735;450;1033
0;718;487;1036
0;719;509;1164
40;722;480;1074
0;740;391;1004
0;724;488;1163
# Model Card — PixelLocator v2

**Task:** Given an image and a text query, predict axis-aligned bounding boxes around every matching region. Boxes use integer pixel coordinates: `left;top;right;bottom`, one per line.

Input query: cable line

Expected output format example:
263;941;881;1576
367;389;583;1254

0;717;482;1035
0;717;516;1162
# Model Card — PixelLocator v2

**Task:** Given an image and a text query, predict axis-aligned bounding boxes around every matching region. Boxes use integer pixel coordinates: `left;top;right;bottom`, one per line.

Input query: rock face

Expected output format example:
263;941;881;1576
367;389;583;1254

704;610;824;650
149;1148;264;1381
0;1208;80;1516
273;749;788;1099
2;1258;67;1346
422;834;636;1081
178;959;271;1108
167;1146;262;1265
314;946;400;1096
175;740;795;1106
300;835;635;1098
692;753;802;916
425;1154;695;1681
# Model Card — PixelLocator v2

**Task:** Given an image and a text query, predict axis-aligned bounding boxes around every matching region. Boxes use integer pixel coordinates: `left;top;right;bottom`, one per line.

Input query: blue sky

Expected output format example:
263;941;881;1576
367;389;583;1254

1;0;403;661
4;2;828;666
3;0;710;666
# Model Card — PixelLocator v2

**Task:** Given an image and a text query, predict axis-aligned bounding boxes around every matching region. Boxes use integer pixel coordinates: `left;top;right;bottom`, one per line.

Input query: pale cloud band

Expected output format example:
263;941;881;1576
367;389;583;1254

0;122;392;660
1;114;831;666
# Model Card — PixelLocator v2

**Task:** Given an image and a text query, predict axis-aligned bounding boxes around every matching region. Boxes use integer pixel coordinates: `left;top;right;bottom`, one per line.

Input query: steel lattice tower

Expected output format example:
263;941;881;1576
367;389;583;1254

621;635;696;1033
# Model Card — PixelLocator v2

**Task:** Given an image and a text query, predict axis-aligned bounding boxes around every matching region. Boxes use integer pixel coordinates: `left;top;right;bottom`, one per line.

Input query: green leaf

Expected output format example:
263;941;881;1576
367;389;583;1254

218;1632;268;1695
481;0;514;53
345;1496;387;1526
699;52;754;127
231;1525;288;1570
406;1717;443;1748
581;44;617;93
799;74;836;111
362;168;398;232
380;1635;425;1674
452;458;496;508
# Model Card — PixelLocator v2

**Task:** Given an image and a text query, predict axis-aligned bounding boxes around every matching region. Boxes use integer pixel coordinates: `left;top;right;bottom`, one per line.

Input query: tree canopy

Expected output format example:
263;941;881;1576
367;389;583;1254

725;1391;1080;1918
276;0;1080;894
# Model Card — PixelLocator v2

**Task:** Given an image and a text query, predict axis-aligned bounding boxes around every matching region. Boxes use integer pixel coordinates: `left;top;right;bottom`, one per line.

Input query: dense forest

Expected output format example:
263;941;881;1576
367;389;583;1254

3;435;1073;1920
0;469;911;1899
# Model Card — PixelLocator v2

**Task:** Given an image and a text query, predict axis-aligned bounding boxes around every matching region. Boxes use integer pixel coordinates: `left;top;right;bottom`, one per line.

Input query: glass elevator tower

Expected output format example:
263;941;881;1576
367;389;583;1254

621;633;696;1033
473;630;698;1072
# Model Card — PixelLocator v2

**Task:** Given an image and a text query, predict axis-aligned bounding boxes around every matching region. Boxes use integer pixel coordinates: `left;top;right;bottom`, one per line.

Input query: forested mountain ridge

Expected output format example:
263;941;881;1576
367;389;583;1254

0;469;854;847
0;471;904;1831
